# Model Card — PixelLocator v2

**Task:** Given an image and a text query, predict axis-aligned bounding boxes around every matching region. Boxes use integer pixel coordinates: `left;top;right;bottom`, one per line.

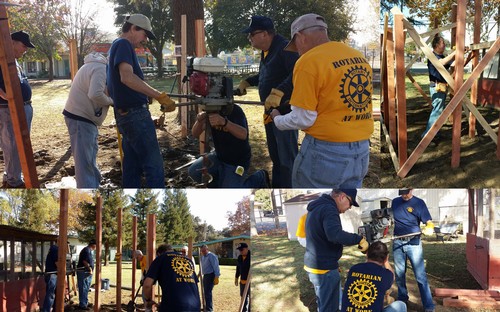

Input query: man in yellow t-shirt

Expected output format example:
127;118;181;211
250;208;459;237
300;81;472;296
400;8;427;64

134;250;148;283
271;13;374;188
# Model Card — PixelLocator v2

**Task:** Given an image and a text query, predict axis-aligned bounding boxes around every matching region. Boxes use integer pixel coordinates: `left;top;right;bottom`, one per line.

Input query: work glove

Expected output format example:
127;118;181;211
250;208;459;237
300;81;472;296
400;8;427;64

236;80;250;96
422;221;435;236
358;237;369;254
264;88;284;111
156;92;176;112
263;113;273;125
234;277;239;286
214;277;219;285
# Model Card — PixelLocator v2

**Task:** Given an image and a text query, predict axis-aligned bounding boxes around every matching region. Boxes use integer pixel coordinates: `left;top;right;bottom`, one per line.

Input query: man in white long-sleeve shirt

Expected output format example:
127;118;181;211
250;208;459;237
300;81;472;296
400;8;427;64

63;52;113;188
271;13;374;188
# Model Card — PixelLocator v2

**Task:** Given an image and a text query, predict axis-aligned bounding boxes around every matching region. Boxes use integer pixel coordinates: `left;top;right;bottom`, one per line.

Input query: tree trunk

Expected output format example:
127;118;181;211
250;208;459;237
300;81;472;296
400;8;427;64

48;56;54;81
172;0;204;57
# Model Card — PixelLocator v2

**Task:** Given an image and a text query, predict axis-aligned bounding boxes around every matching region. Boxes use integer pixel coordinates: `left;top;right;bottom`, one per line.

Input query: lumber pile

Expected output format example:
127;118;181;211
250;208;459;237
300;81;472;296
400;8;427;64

434;288;500;308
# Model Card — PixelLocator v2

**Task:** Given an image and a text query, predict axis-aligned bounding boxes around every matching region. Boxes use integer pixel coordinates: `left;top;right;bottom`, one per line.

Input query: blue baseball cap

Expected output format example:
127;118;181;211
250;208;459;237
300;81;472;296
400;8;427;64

339;189;359;207
242;16;274;33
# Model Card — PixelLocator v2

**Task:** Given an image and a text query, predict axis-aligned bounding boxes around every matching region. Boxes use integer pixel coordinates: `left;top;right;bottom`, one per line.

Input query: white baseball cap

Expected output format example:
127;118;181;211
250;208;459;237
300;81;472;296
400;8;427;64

284;13;328;52
125;14;157;40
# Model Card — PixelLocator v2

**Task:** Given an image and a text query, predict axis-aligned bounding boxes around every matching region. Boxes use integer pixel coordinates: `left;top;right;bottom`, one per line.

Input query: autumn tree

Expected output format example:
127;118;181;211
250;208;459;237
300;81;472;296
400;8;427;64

129;189;159;252
158;189;195;245
68;189;94;234
112;0;174;77
8;0;70;81
60;0;109;67
226;196;250;236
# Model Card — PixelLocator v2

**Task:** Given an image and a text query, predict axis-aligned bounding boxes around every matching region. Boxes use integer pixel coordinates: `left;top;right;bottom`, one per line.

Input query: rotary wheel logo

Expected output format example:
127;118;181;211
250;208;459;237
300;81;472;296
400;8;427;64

171;256;194;278
339;65;372;113
407;207;414;213
347;279;378;309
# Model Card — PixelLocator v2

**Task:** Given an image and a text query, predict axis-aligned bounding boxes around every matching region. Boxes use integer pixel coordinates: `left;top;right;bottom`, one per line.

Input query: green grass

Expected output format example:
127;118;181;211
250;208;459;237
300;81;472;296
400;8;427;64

252;234;494;312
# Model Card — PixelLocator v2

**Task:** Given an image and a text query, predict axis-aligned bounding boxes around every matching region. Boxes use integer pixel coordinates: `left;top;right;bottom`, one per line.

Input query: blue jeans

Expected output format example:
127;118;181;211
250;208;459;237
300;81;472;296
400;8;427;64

65;117;100;188
42;274;57;312
114;107;164;187
188;152;267;188
203;273;215;311
265;122;298;187
423;86;447;137
383;300;407;312
393;239;435;310
77;271;92;308
292;135;369;188
0;104;33;186
308;269;341;312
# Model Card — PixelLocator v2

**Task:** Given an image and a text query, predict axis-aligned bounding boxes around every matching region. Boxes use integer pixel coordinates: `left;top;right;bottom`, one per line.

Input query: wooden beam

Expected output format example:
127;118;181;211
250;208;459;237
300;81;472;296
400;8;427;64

69;39;78;81
238;270;251;312
469;0;482;137
380;13;388;127
451;0;466;168
469;41;495;50
180;15;188;138
195;18;206;152
56;189;69;312
393;10;407;166
94;196;102;312
116;207;122;311
397;37;500;177
188;237;193;259
0;4;39;187
406;72;432;105
386;27;397;146
443;298;500;308
132;216;137;299
405;18;474;44
434;288;500;297
381;115;400;171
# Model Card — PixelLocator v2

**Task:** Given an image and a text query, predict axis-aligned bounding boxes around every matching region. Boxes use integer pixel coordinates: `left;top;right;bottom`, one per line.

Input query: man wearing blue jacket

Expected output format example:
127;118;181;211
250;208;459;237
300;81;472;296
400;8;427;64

238;16;299;188
304;189;369;312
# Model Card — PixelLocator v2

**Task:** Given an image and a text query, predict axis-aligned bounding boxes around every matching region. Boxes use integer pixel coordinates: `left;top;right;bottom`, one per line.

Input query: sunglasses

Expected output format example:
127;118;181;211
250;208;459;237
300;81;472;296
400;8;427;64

346;195;353;207
248;30;265;38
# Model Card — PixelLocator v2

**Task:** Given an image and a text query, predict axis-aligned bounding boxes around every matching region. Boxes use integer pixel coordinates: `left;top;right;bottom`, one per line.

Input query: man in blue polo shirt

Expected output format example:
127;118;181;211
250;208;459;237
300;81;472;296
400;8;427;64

0;31;35;188
188;105;268;187
237;16;299;188
200;245;220;312
107;14;176;187
342;241;407;312
77;239;96;310
392;189;435;312
143;249;200;312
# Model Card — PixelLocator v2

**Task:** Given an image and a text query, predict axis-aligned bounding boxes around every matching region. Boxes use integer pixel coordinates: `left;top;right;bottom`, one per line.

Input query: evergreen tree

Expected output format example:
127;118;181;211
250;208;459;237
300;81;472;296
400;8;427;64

158;189;195;245
129;189;159;252
16;190;58;233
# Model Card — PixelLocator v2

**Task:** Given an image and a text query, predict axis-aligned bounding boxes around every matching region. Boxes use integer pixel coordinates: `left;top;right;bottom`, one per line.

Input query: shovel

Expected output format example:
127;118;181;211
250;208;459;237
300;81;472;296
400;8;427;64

126;283;143;312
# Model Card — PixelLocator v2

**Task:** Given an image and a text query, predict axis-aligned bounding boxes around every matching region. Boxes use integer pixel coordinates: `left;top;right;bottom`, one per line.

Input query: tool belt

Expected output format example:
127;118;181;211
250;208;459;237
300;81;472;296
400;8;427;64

431;81;448;93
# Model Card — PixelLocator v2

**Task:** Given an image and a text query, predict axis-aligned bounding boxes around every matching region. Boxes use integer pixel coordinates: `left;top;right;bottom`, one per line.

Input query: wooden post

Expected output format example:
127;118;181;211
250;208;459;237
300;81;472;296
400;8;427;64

0;4;39;187
69;38;78;80
238;271;251;312
132;216;138;299
94;196;102;312
195;18;207;152
55;189;69;312
386;27;397;146
116;207;122;311
180;15;188;138
188;237;193;259
451;0;466;168
469;0;482;137
147;213;156;309
199;246;206;312
393;10;407;165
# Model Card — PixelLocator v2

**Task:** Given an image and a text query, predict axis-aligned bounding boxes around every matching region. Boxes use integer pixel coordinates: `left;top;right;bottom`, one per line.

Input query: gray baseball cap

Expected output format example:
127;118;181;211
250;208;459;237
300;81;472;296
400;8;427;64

284;13;328;52
125;14;157;40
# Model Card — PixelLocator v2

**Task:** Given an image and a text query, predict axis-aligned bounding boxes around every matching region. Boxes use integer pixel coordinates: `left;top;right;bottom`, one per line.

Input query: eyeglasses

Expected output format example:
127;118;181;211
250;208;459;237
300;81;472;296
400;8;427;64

346;195;353;207
248;31;265;38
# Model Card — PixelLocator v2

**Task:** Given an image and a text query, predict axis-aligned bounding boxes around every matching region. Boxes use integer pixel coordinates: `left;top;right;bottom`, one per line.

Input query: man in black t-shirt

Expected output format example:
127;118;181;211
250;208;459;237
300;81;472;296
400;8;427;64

143;251;201;312
235;243;251;312
342;242;406;312
188;104;268;187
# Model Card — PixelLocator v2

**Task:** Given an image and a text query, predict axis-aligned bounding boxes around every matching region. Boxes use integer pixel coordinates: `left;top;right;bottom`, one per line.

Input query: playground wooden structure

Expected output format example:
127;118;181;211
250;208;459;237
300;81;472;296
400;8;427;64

380;0;500;178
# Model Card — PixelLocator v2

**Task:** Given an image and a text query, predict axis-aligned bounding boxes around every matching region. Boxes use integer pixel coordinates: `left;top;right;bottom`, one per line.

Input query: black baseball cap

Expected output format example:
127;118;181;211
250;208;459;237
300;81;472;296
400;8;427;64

339;189;359;207
398;188;412;195
11;31;35;48
242;16;274;33
236;243;248;250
